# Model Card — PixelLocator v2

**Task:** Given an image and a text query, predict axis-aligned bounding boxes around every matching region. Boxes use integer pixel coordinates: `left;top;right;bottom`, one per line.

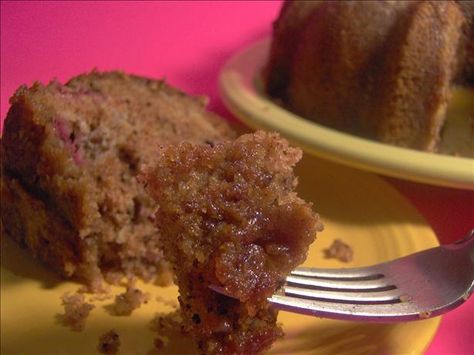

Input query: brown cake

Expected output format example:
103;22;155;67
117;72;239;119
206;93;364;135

142;131;323;354
1;71;234;290
265;0;474;151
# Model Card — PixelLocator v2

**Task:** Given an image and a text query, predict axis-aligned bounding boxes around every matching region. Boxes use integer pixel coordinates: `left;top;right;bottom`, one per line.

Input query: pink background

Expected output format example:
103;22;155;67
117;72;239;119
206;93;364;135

1;1;473;353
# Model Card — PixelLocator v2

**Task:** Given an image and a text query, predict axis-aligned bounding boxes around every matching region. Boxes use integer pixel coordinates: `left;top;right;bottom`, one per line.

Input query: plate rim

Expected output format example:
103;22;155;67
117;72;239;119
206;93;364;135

218;38;474;190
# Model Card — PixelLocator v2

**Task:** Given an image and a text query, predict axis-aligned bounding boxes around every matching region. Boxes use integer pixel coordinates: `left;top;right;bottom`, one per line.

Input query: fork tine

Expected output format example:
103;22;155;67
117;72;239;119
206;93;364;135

282;285;401;303
268;294;424;322
286;275;393;291
292;266;384;280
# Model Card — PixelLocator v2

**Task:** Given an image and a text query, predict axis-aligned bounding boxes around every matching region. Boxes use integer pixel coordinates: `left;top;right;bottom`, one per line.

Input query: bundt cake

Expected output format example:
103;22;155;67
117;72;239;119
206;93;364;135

141;131;323;354
1;71;234;290
265;0;474;151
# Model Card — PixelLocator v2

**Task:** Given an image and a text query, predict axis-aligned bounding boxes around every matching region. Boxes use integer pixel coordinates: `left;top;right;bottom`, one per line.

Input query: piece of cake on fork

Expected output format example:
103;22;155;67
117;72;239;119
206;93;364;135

142;130;323;354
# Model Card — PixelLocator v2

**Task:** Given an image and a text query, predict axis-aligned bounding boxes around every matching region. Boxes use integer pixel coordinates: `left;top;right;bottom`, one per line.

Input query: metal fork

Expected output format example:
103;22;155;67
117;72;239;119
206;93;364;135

268;229;474;322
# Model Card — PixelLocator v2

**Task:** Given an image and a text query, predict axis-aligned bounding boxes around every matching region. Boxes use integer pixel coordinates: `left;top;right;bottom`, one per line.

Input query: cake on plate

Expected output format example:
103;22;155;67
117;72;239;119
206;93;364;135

265;0;474;151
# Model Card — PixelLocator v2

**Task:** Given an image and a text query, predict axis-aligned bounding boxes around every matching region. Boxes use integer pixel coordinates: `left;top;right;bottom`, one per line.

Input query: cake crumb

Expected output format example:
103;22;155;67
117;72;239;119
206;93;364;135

399;294;412;303
323;239;353;262
98;329;120;354
112;286;150;316
419;311;432;319
58;292;95;331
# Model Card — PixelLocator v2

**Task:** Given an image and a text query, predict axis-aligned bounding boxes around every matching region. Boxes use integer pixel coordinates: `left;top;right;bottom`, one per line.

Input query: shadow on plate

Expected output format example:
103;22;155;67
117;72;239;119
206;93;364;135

1;233;63;288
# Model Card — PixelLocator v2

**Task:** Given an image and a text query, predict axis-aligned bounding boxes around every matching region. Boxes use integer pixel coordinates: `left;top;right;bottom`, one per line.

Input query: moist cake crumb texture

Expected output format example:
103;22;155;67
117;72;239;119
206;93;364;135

142;131;323;354
0;70;234;290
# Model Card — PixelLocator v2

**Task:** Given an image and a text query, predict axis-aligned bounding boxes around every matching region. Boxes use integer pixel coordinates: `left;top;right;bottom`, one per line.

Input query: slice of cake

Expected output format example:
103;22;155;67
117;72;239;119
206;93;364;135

1;71;234;290
142;131;323;354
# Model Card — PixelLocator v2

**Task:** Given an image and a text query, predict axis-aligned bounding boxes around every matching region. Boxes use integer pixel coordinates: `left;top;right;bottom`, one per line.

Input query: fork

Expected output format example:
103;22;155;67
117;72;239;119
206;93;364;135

267;229;474;322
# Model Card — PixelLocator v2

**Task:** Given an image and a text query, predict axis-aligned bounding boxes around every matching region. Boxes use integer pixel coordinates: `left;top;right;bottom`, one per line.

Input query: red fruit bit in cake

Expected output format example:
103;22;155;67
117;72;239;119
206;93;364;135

53;117;84;165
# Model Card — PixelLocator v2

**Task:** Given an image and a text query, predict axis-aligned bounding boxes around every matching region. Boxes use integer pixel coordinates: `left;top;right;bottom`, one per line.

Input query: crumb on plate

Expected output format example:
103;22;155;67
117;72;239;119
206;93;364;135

58;292;95;331
98;329;120;354
323;239;353;262
112;286;150;316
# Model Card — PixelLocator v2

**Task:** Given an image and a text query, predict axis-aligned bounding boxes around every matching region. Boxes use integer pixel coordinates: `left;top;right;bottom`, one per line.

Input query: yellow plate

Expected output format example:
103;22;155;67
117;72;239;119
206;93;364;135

219;38;474;190
1;154;440;354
